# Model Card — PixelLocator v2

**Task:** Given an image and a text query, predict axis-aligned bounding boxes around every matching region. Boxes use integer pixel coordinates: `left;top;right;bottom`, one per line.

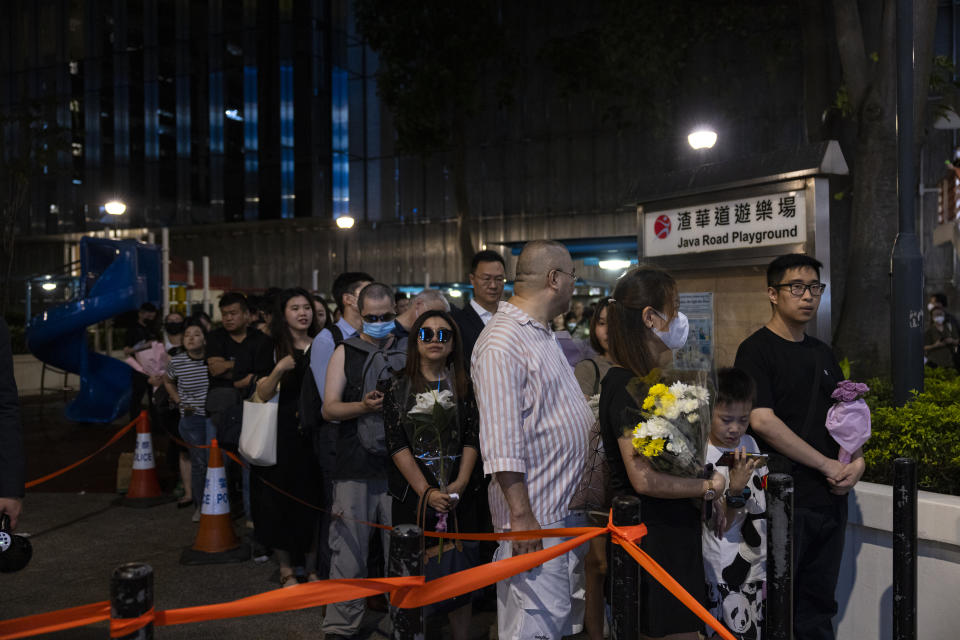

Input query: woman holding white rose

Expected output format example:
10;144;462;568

383;309;480;640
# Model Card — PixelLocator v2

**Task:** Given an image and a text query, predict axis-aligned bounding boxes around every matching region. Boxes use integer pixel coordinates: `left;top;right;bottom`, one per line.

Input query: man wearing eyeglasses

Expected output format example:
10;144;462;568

735;253;864;640
452;250;507;366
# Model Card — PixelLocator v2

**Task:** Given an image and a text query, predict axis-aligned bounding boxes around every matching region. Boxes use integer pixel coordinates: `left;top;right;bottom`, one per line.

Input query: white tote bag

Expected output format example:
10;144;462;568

239;387;278;466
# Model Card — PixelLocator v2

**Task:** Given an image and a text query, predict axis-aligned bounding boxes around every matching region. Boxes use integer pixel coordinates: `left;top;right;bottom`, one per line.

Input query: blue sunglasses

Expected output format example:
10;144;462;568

418;327;453;344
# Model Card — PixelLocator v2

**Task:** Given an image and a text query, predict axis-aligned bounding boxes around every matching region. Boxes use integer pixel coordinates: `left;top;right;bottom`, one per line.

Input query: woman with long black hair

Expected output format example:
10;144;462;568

251;287;323;587
600;267;725;639
382;309;480;640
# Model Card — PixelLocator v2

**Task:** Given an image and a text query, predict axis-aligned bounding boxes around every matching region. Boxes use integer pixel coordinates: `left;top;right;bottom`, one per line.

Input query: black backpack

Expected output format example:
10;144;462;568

300;324;344;434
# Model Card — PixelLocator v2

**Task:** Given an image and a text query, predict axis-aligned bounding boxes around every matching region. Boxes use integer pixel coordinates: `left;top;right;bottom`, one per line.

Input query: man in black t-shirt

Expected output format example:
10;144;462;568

206;292;264;414
735;253;864;640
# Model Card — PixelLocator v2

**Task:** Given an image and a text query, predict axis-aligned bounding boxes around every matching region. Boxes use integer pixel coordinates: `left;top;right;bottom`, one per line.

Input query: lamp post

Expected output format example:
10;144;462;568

687;128;717;150
891;0;924;405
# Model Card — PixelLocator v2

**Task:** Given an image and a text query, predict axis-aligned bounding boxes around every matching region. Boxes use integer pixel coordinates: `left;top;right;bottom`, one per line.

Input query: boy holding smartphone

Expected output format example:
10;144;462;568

703;367;768;639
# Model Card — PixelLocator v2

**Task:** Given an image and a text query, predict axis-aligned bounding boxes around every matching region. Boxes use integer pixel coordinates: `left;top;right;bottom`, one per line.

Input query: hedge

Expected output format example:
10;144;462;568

862;367;960;496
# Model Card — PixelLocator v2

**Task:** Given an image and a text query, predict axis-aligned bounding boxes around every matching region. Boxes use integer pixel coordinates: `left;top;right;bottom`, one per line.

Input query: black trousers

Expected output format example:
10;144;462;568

793;500;848;640
129;371;152;422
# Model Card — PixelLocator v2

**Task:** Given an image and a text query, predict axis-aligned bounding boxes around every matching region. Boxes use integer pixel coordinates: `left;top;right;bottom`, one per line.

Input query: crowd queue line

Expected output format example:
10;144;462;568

117;244;863;640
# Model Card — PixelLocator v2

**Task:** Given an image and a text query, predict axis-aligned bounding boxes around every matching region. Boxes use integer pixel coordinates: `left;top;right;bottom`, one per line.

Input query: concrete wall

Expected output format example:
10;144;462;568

836;482;960;640
13;353;80;395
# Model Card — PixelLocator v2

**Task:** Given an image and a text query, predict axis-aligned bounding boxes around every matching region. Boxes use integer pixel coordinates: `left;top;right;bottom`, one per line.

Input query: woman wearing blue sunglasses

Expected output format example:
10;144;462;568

382;308;481;640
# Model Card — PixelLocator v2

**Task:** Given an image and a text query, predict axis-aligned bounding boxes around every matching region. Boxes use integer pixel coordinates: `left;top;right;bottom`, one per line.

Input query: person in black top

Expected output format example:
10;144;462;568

251;288;323;587
383;309;480;639
599;267;725;640
734;253;863;640
205;292;263;420
124;302;160;421
0;318;24;530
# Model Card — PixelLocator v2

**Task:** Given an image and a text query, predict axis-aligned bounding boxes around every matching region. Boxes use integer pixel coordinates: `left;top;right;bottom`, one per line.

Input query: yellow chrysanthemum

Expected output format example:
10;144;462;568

649;384;669;397
643;438;666;457
642;395;656;410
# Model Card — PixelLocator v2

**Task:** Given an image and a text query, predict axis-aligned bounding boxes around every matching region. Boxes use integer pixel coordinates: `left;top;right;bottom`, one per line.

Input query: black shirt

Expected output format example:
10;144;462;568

206;327;264;390
124;322;158;349
599;365;702;526
734;327;844;507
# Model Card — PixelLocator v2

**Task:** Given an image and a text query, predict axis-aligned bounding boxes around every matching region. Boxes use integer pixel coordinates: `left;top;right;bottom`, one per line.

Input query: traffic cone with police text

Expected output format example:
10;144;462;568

180;439;249;564
121;411;174;507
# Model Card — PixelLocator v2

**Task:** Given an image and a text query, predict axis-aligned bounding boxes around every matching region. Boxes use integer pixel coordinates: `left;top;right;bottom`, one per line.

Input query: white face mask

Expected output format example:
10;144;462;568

928;303;936;312
934;315;945;326
652;311;689;350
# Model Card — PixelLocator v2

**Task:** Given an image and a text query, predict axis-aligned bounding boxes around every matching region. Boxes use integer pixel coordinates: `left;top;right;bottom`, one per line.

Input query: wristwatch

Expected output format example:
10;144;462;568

724;486;752;509
703;486;717;501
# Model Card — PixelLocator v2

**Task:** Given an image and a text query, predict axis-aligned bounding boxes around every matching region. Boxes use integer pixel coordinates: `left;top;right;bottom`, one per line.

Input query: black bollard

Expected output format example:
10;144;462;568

766;473;794;640
110;562;154;640
609;495;641;640
388;524;424;640
893;458;917;640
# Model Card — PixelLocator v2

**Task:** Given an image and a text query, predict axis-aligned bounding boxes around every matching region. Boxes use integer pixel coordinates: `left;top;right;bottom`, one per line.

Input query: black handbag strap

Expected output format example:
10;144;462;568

589;358;601;396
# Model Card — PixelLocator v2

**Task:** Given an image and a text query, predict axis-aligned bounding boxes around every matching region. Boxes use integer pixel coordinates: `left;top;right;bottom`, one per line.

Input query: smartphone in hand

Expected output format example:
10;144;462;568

715;451;769;467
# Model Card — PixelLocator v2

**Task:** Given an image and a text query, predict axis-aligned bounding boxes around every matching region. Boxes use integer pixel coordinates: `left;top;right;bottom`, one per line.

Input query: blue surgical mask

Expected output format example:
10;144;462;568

363;320;396;339
652;311;689;350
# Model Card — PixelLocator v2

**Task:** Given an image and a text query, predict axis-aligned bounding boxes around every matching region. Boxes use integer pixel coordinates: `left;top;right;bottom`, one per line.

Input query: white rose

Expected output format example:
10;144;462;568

435;389;456;410
409;391;438;416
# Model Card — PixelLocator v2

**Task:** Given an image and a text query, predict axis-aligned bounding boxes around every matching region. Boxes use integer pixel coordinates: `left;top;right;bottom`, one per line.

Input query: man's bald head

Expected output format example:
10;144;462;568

515;240;572;292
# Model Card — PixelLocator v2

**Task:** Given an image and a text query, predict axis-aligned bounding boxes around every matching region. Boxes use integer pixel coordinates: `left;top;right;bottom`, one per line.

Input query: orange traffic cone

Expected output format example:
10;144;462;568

180;439;250;564
121;411;174;507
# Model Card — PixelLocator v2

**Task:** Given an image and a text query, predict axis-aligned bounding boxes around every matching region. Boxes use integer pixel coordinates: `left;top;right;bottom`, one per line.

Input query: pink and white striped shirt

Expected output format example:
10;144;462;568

472;301;594;531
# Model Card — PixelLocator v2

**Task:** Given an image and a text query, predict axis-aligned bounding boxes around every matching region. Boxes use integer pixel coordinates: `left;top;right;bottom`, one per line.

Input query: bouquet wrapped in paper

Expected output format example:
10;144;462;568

628;373;711;479
825;380;871;463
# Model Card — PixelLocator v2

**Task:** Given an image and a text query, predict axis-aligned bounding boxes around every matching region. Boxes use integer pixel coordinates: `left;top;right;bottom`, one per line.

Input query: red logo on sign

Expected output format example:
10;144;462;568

654;215;671;239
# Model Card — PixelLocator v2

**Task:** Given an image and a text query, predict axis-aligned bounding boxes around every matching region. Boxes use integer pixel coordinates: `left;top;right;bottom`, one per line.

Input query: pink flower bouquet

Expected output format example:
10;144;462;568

825;380;871;463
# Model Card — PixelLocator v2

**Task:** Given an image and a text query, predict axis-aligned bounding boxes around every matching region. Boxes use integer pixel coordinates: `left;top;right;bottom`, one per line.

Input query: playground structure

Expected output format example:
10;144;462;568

26;237;162;423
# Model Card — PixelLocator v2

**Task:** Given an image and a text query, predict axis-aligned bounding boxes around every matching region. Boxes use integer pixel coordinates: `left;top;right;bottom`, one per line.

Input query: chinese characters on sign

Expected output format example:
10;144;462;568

643;191;806;257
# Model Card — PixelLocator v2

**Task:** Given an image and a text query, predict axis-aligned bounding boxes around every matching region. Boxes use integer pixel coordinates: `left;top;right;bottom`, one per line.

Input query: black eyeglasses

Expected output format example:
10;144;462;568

772;282;827;297
362;312;397;323
418;327;453;344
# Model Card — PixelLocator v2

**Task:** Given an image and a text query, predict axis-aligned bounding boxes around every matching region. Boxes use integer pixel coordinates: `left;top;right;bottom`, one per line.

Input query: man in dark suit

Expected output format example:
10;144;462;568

452;250;506;366
0;318;24;530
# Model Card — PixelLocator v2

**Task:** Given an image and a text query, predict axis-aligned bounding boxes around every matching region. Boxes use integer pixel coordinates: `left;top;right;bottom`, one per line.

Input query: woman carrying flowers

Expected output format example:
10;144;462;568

600;267;726;640
383;309;480;640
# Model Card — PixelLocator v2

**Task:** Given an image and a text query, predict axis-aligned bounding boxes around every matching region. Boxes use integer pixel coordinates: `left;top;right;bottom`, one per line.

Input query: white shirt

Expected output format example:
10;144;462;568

470;298;495;326
472;301;594;530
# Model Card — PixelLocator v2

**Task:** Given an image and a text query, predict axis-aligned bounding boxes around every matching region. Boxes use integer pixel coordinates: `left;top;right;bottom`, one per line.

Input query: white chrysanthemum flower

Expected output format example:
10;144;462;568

664;405;680;420
687;412;699;423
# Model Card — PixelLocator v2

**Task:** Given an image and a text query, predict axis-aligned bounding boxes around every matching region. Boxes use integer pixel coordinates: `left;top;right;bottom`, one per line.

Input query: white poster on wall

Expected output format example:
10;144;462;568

674;292;714;371
643;190;806;257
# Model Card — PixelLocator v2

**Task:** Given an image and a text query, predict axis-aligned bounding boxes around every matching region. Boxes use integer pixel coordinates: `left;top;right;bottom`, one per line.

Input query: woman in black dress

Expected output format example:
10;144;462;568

599;267;725;639
383;309;480;640
252;287;323;587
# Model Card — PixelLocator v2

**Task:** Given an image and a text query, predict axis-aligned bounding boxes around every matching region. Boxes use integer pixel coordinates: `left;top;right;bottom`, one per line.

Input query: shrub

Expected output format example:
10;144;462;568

861;368;960;495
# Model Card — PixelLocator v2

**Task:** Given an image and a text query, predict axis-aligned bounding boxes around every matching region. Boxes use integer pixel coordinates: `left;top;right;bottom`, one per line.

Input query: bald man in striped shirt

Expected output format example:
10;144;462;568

472;240;595;639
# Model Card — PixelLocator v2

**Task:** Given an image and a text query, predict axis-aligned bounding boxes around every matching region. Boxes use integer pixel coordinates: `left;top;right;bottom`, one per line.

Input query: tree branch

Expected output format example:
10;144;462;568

833;0;871;110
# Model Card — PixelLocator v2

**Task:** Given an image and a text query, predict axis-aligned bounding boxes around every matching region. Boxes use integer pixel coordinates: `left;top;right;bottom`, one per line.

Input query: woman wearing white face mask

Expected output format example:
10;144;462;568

924;308;959;369
598;266;725;640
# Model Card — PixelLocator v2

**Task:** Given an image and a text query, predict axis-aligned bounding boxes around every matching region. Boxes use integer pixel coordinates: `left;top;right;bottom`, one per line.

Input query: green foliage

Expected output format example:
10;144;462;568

861;368;960;495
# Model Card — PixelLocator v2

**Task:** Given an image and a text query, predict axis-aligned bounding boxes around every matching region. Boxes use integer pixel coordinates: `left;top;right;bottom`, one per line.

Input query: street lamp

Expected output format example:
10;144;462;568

687;128;718;150
104;200;127;216
336;215;355;229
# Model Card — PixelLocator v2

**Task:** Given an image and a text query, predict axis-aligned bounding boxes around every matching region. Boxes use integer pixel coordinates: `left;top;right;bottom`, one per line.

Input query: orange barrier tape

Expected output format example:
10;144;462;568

24;416;140;489
0;601;109;640
0;518;737;640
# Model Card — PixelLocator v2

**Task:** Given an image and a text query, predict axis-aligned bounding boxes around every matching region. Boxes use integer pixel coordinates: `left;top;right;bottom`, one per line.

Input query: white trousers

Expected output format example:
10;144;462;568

495;516;587;640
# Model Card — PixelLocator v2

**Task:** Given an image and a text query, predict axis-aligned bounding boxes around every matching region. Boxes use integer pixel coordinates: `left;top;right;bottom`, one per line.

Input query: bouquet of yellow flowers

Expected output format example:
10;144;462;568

631;380;710;478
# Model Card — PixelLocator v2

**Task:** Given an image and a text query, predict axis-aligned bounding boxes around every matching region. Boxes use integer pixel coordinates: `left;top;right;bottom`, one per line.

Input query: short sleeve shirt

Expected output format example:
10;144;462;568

166;352;210;416
734;327;844;507
205;327;264;389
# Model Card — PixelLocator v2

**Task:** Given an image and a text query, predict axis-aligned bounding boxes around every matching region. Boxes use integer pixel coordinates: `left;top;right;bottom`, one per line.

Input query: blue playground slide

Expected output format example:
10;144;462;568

27;237;162;423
